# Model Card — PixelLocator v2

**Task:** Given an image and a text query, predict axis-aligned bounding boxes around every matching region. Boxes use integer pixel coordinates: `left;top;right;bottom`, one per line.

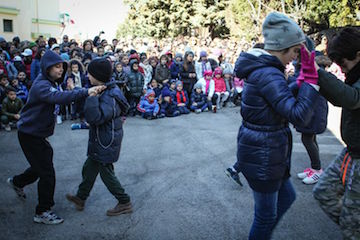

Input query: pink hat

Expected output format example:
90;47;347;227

214;67;222;76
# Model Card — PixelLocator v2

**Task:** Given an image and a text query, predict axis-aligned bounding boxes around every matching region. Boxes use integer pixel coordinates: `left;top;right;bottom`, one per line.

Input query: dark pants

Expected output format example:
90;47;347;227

249;179;296;240
128;96;141;116
301;133;321;170
13;131;55;214
206;95;218;110
190;103;208;111
76;157;130;204
1;115;16;124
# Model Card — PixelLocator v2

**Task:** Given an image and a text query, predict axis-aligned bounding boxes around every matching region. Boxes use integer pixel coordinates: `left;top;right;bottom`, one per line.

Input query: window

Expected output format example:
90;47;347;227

3;19;13;32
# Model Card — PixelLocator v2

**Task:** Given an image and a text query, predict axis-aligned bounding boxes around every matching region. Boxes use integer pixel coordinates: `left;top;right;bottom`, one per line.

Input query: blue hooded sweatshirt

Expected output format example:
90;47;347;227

17;50;88;138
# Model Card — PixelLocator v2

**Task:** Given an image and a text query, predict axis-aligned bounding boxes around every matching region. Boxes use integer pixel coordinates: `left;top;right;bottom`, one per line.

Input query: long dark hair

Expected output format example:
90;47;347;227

35;48;46;60
183;51;194;72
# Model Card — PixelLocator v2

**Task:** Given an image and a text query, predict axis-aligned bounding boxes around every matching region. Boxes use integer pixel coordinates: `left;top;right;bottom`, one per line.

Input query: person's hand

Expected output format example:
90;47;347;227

192;102;197;106
88;85;106;96
143;89;147;95
207;96;211;101
297;45;318;87
14;114;20;120
67;79;74;90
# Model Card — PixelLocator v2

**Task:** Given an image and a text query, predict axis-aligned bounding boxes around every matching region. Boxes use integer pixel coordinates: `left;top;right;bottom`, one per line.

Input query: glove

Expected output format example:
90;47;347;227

296;45;318;87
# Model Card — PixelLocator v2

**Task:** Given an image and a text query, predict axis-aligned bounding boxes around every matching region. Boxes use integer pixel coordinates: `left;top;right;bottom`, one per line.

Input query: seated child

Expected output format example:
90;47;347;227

213;67;229;110
222;68;236;107
147;79;161;99
17;71;32;90
1;86;23;131
232;77;244;106
196;70;216;112
11;78;28;103
168;79;177;97
190;82;208;113
160;87;180;117
175;80;190;114
137;89;160;120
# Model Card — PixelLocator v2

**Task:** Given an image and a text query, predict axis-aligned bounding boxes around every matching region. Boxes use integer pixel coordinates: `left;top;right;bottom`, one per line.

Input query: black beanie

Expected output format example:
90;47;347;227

88;58;112;83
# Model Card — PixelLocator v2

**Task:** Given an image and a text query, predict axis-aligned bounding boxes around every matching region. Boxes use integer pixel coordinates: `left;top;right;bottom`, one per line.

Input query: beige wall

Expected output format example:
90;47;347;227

0;0;61;42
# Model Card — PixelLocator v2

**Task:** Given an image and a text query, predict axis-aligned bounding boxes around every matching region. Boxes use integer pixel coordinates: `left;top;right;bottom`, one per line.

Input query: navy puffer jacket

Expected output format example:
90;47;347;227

85;83;130;163
234;49;320;192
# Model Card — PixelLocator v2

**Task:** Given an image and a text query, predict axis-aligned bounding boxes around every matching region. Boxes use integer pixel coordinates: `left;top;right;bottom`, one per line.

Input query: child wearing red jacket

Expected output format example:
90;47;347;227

213;67;229;110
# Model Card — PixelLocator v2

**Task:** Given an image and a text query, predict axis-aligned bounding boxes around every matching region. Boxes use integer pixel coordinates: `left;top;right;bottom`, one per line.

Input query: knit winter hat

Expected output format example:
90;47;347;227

169;79;177;84
214;67;222;76
200;51;207;58
194;82;202;90
175;52;183;60
161;87;171;97
262;12;305;51
203;70;213;77
176;80;183;88
88;58;112;83
222;68;233;75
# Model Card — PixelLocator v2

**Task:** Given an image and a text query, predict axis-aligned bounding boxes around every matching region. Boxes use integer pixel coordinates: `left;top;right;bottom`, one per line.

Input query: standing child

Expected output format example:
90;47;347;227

0;73;9;104
190;82;208;113
213;67;229;110
1;86;23;131
175;81;190;114
66;58;132;216
313;27;360;240
155;54;171;86
126;59;145;116
112;62;128;94
6;50;105;224
140;57;153;88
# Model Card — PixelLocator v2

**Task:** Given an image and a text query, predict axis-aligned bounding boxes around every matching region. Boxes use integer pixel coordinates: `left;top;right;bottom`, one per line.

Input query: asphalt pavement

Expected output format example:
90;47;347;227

0;106;344;240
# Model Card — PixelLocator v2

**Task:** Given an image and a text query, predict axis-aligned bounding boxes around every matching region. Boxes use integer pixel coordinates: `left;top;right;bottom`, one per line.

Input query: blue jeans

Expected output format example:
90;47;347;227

249;179;296;240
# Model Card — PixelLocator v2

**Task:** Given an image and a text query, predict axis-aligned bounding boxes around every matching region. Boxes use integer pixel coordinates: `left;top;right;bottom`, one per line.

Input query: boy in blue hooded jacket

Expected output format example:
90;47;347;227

7;50;105;225
66;58;133;216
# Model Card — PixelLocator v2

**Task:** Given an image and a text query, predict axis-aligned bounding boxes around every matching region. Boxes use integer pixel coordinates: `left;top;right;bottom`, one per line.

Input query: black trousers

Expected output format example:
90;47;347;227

13;131;55;214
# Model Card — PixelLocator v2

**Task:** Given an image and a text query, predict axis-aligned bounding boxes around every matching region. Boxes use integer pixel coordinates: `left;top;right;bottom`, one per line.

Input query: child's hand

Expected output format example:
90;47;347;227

192;102;197;106
67;79;74;90
207;96;211;101
14;114;20;120
88;85;106;96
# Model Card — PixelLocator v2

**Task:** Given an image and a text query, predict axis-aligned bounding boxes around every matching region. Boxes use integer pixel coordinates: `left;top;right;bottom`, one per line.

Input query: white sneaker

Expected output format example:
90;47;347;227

297;168;314;179
56;115;62;124
33;210;64;225
4;124;11;131
195;109;201;113
302;169;323;185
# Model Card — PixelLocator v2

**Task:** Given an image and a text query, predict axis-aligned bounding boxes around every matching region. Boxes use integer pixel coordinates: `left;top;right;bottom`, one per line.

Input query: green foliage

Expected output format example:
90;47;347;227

117;0;360;40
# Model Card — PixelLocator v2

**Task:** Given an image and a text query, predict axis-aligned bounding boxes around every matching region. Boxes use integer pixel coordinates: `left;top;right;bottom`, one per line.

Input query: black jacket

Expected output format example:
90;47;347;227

318;66;360;157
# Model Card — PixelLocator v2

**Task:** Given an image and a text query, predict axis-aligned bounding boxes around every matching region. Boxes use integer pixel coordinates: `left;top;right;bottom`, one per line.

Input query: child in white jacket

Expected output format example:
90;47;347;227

195;70;216;112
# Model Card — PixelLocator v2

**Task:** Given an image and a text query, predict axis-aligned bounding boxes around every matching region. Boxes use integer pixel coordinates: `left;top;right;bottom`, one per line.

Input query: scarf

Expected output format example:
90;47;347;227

205;79;210;94
345;61;360;86
72;72;82;88
176;90;186;104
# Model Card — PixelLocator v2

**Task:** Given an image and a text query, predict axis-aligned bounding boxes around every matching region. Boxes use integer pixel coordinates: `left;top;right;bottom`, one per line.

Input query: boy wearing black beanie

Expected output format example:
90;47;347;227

66;58;133;216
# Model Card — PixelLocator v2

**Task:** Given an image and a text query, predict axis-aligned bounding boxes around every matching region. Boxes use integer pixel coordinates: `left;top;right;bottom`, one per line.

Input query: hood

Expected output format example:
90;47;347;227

107;82;130;114
145;89;155;100
234;48;284;79
129;59;139;71
40;50;68;82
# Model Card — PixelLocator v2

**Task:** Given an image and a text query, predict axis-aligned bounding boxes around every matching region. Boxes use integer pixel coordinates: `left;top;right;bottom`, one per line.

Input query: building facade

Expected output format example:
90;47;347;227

0;0;61;41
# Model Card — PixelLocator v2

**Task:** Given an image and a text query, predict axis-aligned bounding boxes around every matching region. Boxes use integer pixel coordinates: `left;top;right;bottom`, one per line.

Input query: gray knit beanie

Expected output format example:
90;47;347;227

262;12;305;51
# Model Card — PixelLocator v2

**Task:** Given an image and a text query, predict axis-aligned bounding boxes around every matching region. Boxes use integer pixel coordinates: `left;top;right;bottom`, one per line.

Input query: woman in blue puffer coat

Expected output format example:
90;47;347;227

225;12;321;240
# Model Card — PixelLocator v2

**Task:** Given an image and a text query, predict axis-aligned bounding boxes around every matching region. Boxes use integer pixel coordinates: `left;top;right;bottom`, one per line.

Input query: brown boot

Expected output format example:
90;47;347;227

66;194;85;211
106;202;133;216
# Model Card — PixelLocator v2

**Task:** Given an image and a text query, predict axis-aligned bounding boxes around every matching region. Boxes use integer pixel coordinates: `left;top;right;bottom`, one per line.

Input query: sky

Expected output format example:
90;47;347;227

59;0;129;41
